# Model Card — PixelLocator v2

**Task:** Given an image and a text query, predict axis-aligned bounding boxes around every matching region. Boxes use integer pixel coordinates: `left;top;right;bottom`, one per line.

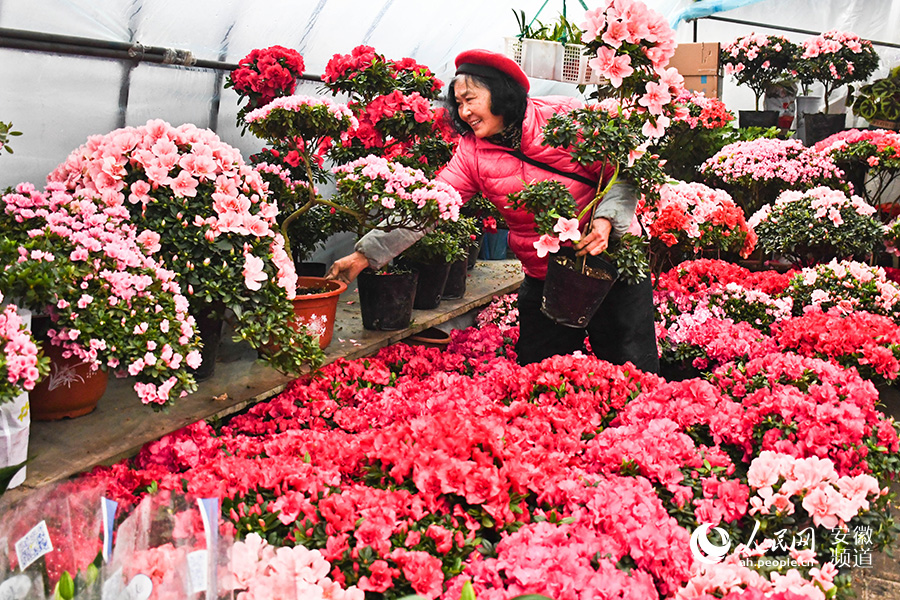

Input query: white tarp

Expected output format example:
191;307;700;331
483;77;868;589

1;0;898;189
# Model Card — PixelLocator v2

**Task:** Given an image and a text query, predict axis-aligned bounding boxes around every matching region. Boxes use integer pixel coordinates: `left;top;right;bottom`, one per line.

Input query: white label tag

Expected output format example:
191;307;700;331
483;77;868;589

124;574;153;600
14;521;52;571
187;550;208;594
0;575;32;600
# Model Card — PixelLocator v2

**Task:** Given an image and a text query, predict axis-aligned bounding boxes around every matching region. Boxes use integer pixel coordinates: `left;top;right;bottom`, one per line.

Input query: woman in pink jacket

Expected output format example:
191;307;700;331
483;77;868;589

328;49;659;373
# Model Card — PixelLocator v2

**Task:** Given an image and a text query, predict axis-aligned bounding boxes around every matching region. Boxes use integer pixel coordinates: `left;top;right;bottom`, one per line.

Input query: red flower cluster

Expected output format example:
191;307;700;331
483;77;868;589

228;45;306;110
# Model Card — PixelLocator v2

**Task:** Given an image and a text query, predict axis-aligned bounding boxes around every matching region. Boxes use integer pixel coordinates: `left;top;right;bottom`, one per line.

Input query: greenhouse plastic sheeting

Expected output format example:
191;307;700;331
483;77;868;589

1;0;899;188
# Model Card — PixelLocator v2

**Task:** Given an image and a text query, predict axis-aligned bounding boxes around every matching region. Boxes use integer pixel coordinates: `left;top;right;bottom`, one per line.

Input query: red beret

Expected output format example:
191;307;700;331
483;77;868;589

455;49;530;93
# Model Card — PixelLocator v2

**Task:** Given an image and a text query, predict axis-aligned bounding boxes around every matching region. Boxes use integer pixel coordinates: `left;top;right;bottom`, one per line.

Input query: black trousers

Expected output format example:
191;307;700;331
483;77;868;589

515;274;660;373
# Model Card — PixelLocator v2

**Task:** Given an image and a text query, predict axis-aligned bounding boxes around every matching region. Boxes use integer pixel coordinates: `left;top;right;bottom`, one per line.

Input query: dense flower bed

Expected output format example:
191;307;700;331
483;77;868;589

15;275;885;599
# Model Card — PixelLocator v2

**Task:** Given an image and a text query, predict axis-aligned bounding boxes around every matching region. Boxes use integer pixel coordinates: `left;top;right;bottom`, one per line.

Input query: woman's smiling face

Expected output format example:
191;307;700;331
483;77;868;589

453;76;505;138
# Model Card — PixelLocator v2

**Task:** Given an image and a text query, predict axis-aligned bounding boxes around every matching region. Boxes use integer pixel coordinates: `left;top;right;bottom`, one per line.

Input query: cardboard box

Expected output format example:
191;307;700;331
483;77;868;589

682;74;723;99
668;42;720;76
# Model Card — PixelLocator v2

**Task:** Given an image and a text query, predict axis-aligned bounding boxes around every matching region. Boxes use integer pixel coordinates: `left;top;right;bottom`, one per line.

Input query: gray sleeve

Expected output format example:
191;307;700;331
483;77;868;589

592;180;638;239
354;226;427;270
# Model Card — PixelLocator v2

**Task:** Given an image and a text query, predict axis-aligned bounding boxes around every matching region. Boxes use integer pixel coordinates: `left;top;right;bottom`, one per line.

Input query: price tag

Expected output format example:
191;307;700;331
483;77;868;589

14;521;52;571
0;575;32;600
186;550;208;594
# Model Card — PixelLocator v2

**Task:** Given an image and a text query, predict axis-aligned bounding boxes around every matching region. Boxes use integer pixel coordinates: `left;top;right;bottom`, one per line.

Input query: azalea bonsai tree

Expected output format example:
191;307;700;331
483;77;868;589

700;137;846;214
720;33;798;111
792;30;880;114
0;182;201;407
244;95;360;262
321;45;456;176
639;180;757;277
748;186;883;268
330;154;464;239
814;128;900;221
46;119;324;377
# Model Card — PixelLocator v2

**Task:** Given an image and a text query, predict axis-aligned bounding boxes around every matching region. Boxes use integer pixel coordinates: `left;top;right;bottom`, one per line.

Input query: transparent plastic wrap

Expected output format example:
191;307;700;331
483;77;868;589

104;493;230;600
0;479;105;599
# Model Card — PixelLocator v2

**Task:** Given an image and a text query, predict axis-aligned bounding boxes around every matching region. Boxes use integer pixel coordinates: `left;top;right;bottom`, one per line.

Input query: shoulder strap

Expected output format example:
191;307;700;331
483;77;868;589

504;148;599;189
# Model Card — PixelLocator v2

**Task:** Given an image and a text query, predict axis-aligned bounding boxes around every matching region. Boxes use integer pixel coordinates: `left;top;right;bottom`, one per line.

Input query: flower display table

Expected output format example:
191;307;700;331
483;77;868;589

5;260;523;501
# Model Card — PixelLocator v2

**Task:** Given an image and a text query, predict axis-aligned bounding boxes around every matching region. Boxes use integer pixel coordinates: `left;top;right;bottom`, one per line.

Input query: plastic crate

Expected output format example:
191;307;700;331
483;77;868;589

504;36;524;68
561;44;603;85
504;37;562;81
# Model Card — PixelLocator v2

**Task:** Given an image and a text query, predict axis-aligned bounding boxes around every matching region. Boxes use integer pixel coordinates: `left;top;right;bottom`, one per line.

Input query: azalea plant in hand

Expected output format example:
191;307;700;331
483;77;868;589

506;180;649;284
538;0;685;210
793;30;880;113
748;186;883;267
0;291;47;405
719;33;798;111
0;182;200;407
639;180;756;276
47;119;324;376
226;45;306;128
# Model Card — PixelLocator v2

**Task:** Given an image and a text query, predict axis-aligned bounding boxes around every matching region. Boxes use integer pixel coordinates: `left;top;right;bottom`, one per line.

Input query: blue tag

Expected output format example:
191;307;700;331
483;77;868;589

101;497;118;564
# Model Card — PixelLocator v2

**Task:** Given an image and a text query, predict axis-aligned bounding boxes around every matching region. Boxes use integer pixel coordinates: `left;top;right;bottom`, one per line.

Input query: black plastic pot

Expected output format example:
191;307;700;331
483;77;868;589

189;304;224;381
442;257;469;300
541;247;618;328
802;113;846;146
357;268;418;330
738;110;780;129
467;237;482;270
402;260;451;310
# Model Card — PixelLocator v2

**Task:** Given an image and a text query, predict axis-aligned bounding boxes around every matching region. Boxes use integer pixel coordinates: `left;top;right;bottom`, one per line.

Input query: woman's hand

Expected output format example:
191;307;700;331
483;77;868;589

325;251;371;284
574;218;612;256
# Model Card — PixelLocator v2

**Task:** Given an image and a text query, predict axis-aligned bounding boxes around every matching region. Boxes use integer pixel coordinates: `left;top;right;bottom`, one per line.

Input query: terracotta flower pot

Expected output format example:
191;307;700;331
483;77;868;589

30;342;108;421
404;327;452;349
290;277;347;349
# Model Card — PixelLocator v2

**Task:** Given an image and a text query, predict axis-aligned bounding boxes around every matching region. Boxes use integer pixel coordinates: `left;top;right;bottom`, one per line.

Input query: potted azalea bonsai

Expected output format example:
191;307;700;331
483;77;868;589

792;30;880;144
46;119;325;380
639;180;757;278
398;215;479;308
330;154;465;330
719;32;798;127
0;181;201;411
749;186;884;268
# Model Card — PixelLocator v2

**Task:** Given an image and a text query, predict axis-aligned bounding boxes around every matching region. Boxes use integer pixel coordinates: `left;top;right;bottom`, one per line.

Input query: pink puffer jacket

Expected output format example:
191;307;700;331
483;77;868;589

437;96;615;279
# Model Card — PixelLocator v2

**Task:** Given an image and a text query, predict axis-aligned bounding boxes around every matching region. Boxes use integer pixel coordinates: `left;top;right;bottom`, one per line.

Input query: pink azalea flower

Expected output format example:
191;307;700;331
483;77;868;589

533;234;561;258
553;217;582;243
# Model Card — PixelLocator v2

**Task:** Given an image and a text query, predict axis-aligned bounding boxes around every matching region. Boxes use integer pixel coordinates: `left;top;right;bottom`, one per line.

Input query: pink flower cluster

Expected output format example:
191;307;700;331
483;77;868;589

1;182;200;406
245;94;357;127
749;186;875;230
475;294;519;332
701;138;843;189
0;296;42;402
674;91;735;130
333;155;463;225
677;554;836;600
581;0;677;85
786;259;900;320
225;533;364;600
47;119;298;299
748;451;883;529
642;181;756;257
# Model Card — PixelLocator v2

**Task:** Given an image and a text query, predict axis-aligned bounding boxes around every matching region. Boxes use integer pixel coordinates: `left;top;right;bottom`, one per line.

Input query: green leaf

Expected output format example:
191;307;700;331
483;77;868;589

460;580;477;600
55;571;75;600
